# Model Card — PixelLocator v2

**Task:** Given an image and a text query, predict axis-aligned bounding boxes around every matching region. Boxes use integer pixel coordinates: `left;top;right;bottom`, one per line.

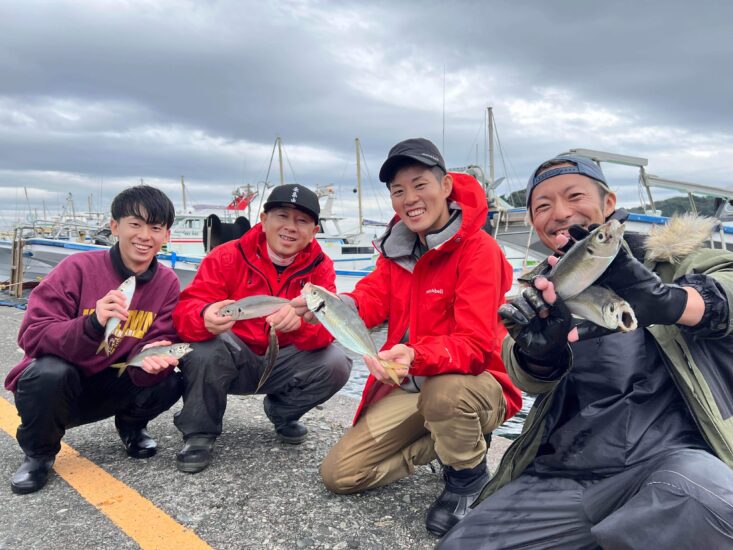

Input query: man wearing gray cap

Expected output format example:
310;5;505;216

303;138;522;537
172;184;351;474
439;155;733;548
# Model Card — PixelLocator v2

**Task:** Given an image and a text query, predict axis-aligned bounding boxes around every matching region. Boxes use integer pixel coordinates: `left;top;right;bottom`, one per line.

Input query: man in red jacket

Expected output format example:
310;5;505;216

172;184;351;474
295;138;521;537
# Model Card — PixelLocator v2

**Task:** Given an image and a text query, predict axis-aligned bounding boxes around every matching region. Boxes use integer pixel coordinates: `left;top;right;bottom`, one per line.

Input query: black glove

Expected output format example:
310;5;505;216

499;286;573;369
568;225;689;327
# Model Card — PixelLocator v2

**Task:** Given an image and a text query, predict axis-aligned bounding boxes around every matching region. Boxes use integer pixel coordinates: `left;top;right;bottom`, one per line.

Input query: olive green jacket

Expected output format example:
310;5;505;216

477;226;733;504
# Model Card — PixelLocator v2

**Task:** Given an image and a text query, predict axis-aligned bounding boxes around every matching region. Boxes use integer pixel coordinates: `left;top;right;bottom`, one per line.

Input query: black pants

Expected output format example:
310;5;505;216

14;356;183;458
173;333;352;438
438;448;733;549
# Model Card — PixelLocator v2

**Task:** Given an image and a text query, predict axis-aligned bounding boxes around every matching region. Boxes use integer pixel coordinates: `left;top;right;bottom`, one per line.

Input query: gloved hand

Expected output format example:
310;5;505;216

567;225;689;327
499;285;573;368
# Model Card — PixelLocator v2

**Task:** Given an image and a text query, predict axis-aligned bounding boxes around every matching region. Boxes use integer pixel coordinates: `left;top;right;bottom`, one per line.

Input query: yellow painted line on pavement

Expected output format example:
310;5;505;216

0;397;212;550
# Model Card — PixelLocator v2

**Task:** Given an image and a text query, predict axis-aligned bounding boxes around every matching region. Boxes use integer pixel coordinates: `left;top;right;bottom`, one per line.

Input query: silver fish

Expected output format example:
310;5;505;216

547;219;625;300
110;342;193;376
218;295;290;320
97;275;136;356
302;283;405;384
565;286;638;332
254;325;279;393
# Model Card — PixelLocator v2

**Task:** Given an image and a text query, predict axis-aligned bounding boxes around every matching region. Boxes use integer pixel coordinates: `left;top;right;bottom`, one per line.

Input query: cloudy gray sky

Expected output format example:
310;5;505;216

1;0;732;227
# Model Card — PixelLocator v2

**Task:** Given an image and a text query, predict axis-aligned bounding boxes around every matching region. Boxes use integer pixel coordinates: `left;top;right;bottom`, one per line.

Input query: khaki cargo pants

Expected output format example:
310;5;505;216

321;372;506;494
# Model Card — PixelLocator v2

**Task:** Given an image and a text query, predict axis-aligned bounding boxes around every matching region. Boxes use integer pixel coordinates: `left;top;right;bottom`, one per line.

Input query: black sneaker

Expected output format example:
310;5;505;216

275;421;308;444
176;435;216;474
425;463;489;537
10;454;56;495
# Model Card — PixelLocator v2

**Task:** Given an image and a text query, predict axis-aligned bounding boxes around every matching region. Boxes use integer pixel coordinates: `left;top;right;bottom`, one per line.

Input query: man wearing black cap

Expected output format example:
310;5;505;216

439;155;733;548
303;138;521;537
171;184;351;474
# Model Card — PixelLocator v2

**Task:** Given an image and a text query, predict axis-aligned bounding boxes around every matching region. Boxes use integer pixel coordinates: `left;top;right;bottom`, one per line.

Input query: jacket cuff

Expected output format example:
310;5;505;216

84;314;105;338
676;274;729;336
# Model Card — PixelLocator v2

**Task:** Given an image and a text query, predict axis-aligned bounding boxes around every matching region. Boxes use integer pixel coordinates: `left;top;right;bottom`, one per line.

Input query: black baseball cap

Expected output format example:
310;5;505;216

263;184;320;223
378;138;447;185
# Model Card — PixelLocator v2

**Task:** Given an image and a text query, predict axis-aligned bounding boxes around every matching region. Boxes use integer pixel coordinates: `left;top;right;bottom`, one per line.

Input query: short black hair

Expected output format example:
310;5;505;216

110;185;176;228
387;160;446;186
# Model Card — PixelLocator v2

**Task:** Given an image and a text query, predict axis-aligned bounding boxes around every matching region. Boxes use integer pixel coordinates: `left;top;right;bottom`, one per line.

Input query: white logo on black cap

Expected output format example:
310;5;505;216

291;186;300;203
420;153;440;162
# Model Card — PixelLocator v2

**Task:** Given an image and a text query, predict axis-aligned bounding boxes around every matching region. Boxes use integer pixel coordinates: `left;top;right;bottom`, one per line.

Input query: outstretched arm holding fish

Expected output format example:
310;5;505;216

557;226;705;327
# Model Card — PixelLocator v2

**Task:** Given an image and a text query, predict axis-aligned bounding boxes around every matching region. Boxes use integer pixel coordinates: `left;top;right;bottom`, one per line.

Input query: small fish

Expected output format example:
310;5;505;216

302;283;406;385
96;275;136;356
218;295;290;320
546;219;625;300
110;342;193;376
254;324;279;392
565;286;638;332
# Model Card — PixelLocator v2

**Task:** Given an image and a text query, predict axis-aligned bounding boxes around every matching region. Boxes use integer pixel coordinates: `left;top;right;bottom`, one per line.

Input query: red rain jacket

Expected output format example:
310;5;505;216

347;172;521;423
173;223;334;354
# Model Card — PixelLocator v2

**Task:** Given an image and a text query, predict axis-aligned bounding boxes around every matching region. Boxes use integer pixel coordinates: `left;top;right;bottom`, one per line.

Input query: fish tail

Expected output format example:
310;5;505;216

110;362;127;377
96;340;108;355
380;359;406;385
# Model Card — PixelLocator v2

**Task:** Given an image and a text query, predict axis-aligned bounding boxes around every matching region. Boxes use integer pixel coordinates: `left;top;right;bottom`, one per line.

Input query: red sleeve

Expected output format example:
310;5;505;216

287;255;336;350
345;255;392;329
173;249;233;342
410;238;513;377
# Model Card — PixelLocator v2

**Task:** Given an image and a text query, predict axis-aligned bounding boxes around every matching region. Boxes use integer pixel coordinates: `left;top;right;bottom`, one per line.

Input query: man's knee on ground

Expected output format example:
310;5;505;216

320;448;364;495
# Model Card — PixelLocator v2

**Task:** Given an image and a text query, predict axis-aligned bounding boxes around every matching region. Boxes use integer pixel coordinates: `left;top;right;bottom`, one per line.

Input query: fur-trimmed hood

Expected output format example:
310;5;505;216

645;214;719;264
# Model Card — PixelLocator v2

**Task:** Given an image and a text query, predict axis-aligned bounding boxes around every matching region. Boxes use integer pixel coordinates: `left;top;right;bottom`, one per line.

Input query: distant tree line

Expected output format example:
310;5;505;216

498;191;720;218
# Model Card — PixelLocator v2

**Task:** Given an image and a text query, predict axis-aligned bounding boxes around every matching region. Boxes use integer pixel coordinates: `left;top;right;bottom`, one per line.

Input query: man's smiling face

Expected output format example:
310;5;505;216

529;166;616;252
110;209;170;274
260;206;318;258
389;165;453;242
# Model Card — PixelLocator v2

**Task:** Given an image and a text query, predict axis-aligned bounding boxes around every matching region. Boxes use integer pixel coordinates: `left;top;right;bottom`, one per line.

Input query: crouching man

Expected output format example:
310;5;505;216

6;186;184;494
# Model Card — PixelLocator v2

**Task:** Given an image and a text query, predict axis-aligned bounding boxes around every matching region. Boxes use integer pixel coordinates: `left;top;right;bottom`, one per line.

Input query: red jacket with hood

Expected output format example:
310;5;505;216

347;172;521;423
173;223;334;353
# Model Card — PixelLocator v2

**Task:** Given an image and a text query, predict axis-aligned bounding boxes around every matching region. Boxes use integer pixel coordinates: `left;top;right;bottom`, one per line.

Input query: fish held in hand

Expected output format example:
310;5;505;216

546;219;625;300
111;342;193;376
218;295;290;320
97;275;136;356
302;283;406;385
565;286;638;332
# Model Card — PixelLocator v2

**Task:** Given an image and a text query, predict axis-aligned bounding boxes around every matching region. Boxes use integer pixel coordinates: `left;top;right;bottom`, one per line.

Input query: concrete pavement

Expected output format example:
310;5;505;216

0;305;511;550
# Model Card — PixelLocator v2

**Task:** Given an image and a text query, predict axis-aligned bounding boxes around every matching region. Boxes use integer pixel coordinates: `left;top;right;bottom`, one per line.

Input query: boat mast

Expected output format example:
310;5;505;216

277;136;284;186
355;137;363;234
488;106;494;190
181;176;187;212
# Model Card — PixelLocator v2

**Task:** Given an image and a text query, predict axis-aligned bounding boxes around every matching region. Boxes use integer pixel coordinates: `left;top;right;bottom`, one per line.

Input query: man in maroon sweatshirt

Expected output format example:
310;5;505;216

6;186;184;495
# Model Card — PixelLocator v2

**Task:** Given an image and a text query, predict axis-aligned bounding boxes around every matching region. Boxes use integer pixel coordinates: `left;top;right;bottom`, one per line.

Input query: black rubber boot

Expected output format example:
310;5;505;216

425;462;490;537
115;419;157;459
10;454;56;495
176;435;217;474
275;421;308;444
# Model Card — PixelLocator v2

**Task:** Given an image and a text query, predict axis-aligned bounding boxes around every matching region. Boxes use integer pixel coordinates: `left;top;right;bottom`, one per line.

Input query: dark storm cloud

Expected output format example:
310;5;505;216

0;0;730;216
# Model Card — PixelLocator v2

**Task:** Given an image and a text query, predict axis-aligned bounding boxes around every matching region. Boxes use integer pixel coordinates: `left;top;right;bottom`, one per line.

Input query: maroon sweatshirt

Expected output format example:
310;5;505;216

5;245;180;392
